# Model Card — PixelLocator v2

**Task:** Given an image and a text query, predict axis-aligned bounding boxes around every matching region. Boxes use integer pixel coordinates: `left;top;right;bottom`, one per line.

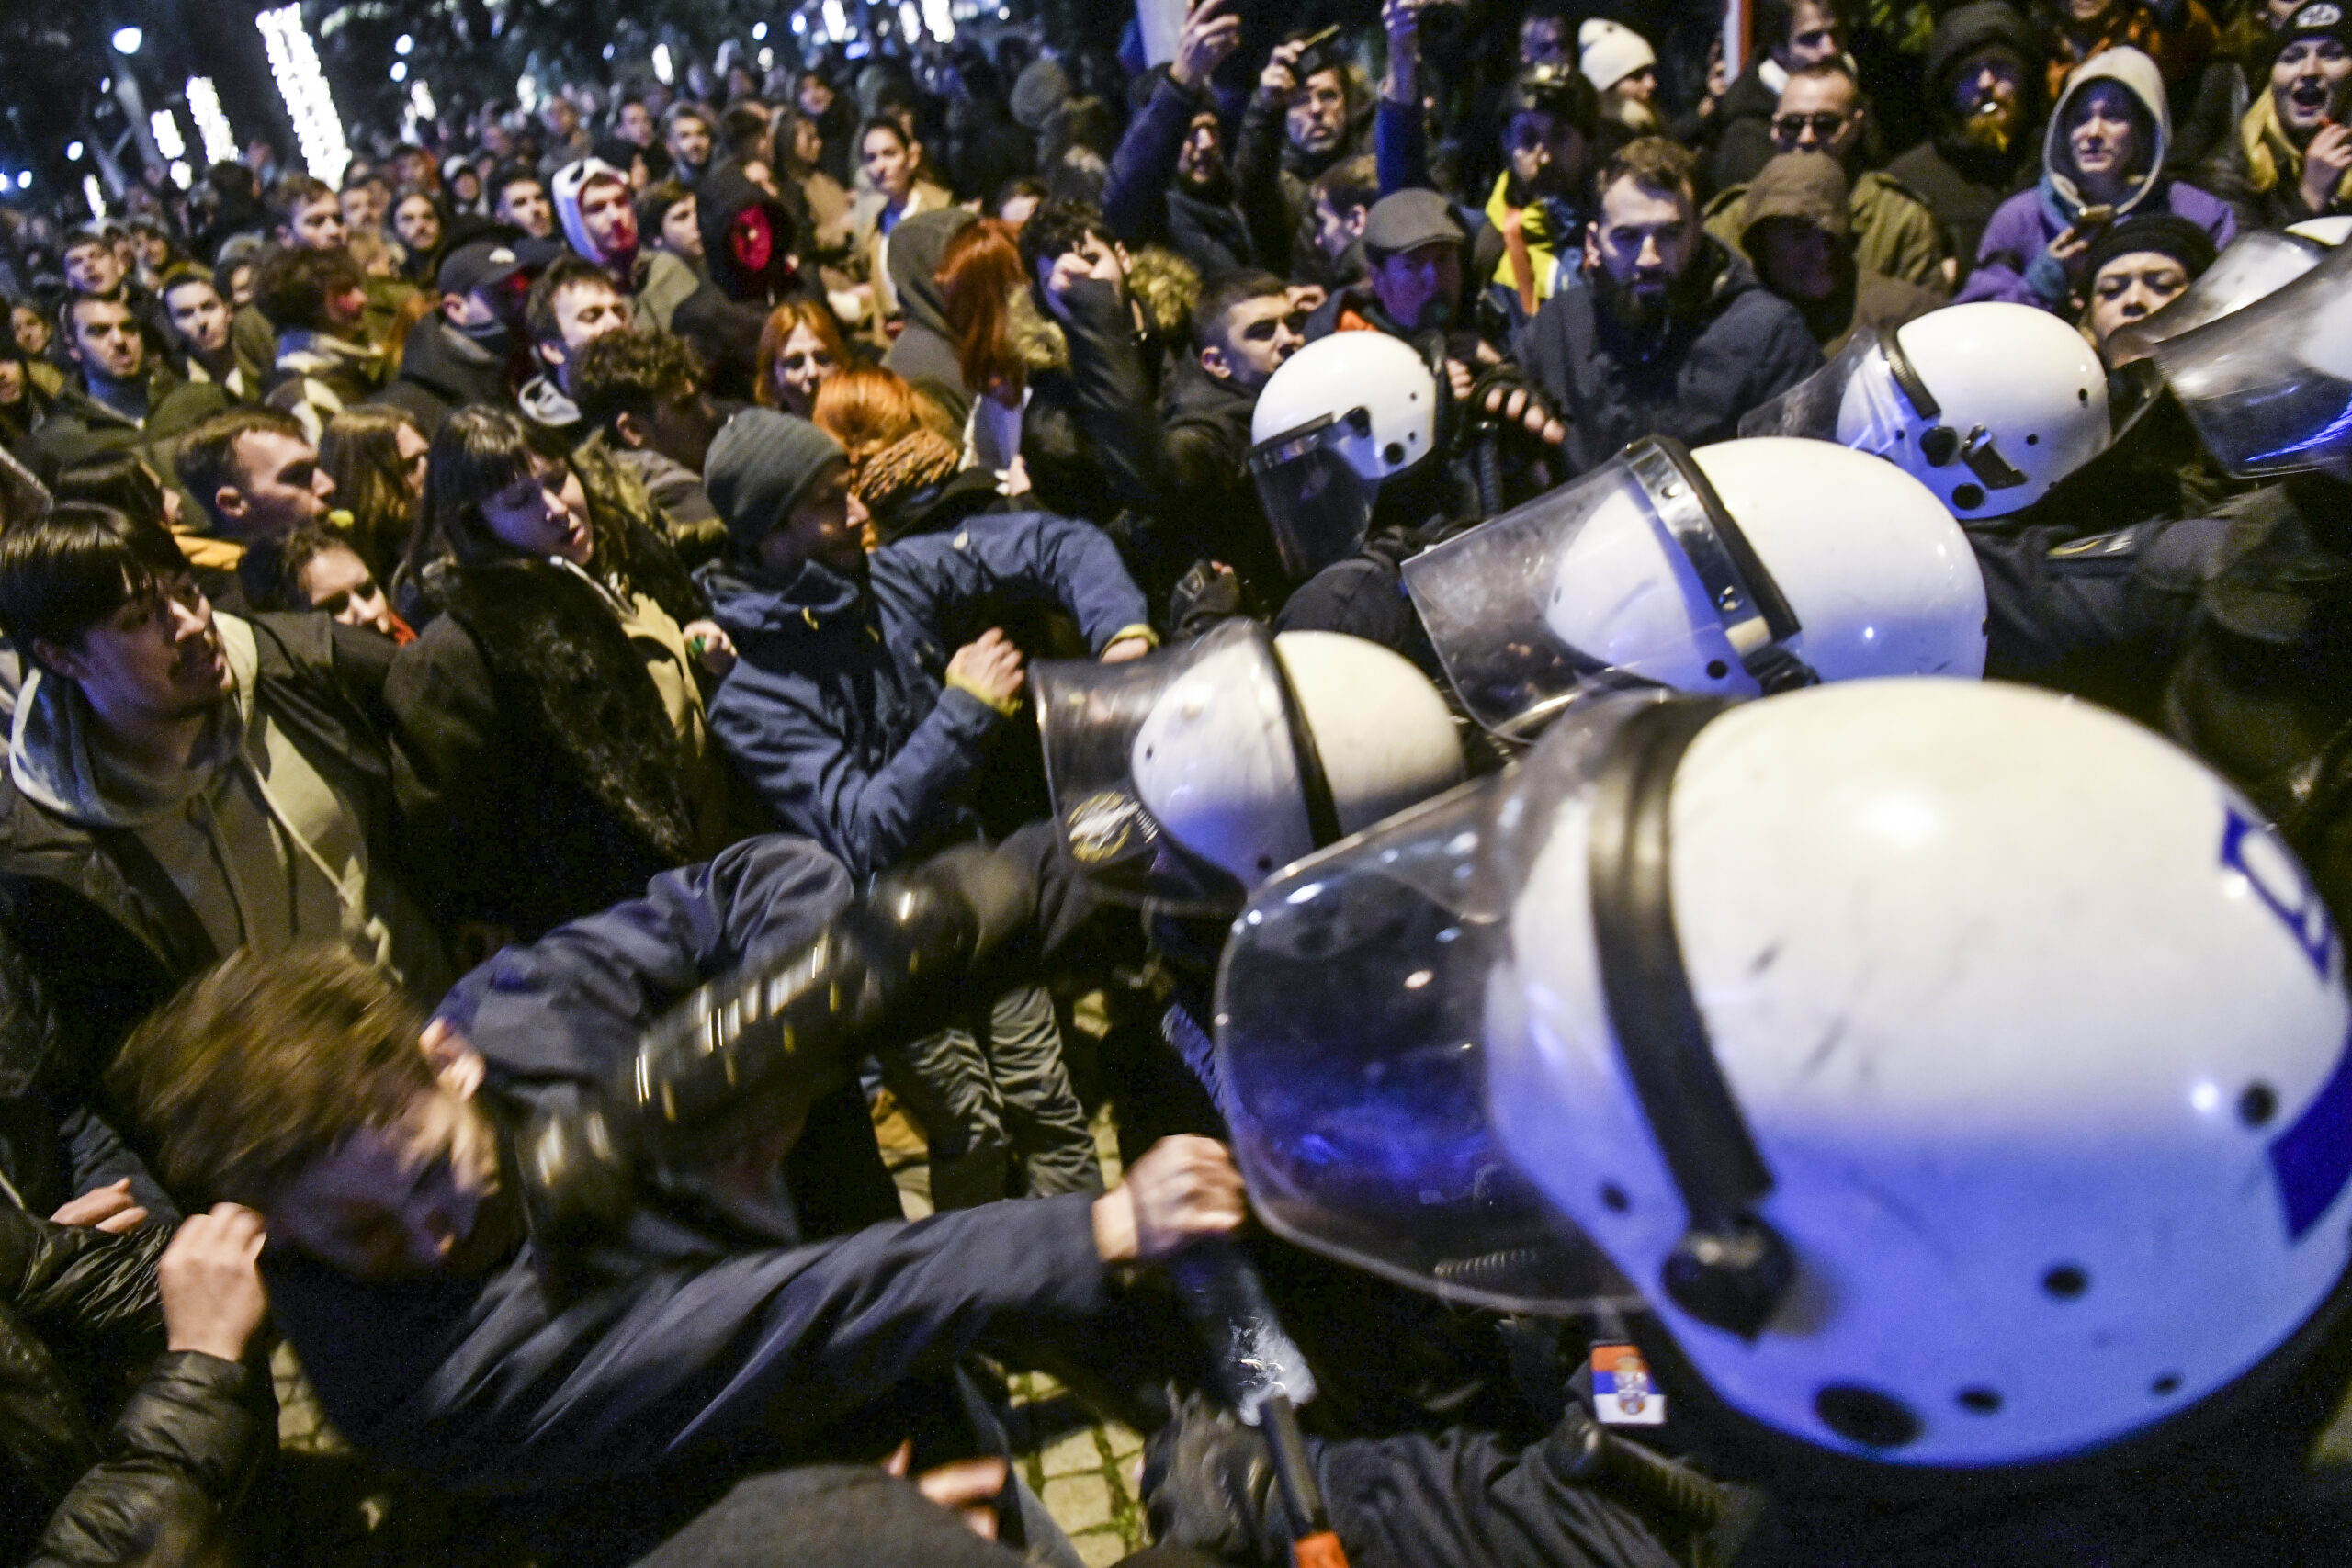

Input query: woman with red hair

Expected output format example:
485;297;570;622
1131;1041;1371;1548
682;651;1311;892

752;299;852;418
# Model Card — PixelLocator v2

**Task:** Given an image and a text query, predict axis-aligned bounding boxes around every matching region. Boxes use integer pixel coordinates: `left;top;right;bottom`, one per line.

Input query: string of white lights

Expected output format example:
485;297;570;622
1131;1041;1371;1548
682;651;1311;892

186;76;240;165
255;3;350;186
148;109;186;162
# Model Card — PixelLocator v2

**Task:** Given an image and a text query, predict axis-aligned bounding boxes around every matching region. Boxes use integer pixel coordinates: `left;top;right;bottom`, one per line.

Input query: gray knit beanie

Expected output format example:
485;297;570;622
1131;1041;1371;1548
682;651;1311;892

705;408;847;556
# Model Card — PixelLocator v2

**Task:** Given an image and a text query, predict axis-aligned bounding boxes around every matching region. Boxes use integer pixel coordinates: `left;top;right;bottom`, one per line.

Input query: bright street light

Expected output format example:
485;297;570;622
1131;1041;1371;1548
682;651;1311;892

111;26;143;54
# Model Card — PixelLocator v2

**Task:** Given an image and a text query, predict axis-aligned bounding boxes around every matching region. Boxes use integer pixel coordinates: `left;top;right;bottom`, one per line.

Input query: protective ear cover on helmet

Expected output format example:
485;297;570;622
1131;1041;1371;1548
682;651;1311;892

1739;303;2109;519
2154;237;2352;477
1249;332;1442;581
1033;620;1464;914
1216;679;2352;1471
1401;435;1985;739
2104;229;2324;367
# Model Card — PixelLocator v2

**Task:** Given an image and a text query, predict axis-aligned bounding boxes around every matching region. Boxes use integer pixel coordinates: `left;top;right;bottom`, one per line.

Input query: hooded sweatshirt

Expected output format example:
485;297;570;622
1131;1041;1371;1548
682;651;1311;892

879;207;981;430
1958;47;2235;310
7;615;444;994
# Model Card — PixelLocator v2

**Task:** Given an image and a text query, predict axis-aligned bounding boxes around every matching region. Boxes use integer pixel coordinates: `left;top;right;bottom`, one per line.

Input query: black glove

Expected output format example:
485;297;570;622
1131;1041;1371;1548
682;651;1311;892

1168;560;1246;640
1141;1393;1299;1565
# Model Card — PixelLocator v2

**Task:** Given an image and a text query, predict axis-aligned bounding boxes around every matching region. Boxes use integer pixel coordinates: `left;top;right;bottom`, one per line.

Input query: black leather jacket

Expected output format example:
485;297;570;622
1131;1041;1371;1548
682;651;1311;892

0;1208;276;1565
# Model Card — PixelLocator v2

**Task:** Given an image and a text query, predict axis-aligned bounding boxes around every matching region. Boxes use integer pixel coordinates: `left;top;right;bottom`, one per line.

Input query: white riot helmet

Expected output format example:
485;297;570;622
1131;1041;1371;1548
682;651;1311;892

2288;215;2352;245
1033;621;1464;914
1740;303;2109;520
1401;436;1985;739
1215;680;2352;1471
1249;332;1442;581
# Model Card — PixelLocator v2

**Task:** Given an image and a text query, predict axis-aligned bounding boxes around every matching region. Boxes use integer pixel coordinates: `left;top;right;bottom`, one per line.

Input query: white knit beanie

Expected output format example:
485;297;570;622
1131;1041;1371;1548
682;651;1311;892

1579;19;1657;93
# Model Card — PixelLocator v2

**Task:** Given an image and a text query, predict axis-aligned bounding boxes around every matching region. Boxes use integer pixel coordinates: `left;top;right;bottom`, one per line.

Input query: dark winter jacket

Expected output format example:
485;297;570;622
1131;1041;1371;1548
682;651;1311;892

1;1208;276;1568
0;615;401;1069
1021;279;1162;567
372;316;516;438
879;208;981;432
1704;58;1789;197
1103;74;1254;277
1517;237;1825;478
20;377;228;487
261;838;1109;1562
1158;356;1288;611
387;557;717;938
697;512;1149;880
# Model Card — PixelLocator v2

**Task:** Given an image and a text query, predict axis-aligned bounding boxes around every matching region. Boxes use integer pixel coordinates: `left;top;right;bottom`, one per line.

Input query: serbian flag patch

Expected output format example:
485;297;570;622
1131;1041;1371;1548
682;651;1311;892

1591;1344;1667;1426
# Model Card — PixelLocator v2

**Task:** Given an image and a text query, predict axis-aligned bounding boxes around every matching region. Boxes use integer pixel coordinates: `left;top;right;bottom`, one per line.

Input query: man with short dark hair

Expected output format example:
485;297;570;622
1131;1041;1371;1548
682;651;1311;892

158;270;250;401
272;176;349;253
106;884;1238;1558
1011;201;1163;552
573;329;724;563
1306;154;1378;283
665;102;718;187
0;505;443;1073
25;296;228;478
1160;269;1306;610
175;406;336;547
518;256;635;444
1521;137;1823;477
1703;59;1951;291
491;165;557;239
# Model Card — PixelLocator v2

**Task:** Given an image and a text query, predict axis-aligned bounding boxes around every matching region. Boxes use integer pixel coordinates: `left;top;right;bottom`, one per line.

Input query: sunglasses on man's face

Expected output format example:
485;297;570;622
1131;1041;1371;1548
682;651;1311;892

1771;112;1850;142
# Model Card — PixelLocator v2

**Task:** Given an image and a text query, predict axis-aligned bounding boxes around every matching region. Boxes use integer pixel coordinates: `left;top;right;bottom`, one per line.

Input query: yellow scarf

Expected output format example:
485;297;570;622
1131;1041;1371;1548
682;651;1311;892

2240;91;2352;202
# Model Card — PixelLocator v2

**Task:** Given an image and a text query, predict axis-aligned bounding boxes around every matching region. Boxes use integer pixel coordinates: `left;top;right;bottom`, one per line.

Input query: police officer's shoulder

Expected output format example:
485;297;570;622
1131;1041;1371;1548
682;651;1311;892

2040;514;2236;587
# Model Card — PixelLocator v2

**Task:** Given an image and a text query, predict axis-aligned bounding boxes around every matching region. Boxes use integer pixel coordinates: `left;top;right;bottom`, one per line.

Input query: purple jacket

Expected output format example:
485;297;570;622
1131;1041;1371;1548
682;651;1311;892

1956;178;2236;310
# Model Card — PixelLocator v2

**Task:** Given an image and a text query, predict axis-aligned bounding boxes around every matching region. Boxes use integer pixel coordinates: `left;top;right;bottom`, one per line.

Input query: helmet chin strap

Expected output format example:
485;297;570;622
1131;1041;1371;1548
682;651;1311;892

1586;696;1795;1340
1624;437;1818;695
1260;625;1345;849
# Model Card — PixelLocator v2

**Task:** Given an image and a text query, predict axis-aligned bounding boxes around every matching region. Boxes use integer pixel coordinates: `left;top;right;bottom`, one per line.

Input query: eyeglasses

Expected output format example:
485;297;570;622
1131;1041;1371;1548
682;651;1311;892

1770;112;1851;143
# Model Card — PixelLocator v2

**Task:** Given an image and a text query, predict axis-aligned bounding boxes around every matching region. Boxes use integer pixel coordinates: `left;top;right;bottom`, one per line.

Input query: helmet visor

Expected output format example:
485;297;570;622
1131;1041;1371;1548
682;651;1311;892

1250;413;1380;581
1736;330;1910;457
2104;230;2323;367
1213;696;1657;1314
1402;440;1802;739
2155;239;2352;477
1034;620;1295;916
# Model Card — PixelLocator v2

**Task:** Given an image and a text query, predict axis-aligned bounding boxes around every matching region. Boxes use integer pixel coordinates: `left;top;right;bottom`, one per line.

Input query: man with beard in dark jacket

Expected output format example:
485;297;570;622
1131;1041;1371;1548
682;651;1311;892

1102;0;1257;279
1884;2;2047;291
1519;137;1822;479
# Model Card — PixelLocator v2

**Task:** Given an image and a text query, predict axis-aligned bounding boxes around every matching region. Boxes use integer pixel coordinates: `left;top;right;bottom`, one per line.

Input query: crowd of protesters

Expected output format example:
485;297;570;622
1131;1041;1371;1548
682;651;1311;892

2;0;2352;1560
